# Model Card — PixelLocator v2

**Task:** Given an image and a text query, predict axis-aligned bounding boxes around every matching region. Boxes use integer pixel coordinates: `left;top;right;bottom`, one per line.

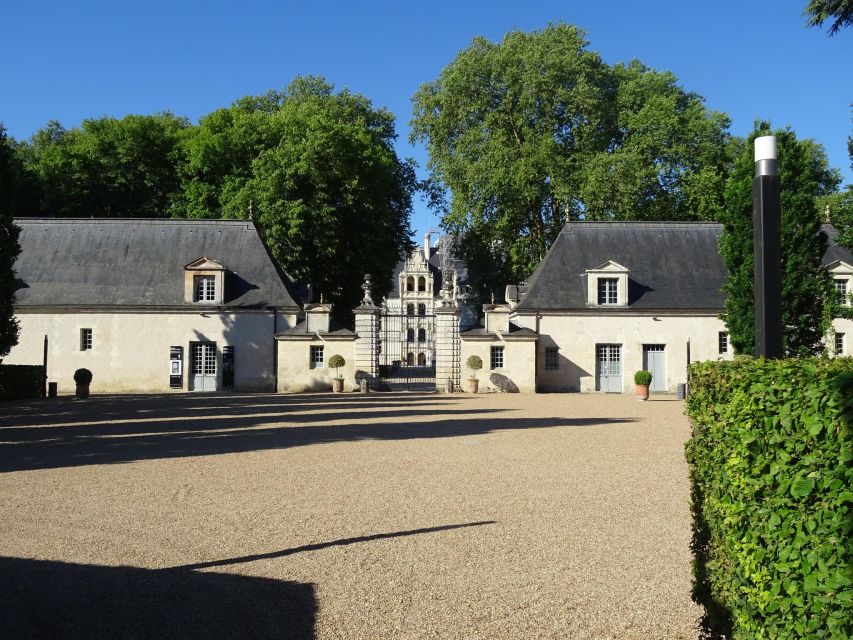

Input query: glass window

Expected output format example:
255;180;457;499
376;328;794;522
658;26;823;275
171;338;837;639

418;276;426;292
490;346;504;370
406;276;415;292
406;328;414;343
418;303;426;316
310;345;324;368
544;347;559;370
718;332;728;354
194;275;216;302
406;303;415;316
836;333;845;355
836;279;849;305
417;328;426;342
80;328;93;351
597;278;618;305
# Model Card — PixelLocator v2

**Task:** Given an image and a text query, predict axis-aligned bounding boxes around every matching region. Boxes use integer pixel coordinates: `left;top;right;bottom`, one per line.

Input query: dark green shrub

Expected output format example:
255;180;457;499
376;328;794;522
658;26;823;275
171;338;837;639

73;368;93;385
0;365;44;400
685;358;853;639
634;370;652;385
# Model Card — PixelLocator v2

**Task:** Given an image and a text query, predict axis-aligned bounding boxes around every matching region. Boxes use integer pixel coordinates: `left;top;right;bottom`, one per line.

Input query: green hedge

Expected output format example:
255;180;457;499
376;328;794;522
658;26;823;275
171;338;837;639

685;358;853;639
0;365;44;400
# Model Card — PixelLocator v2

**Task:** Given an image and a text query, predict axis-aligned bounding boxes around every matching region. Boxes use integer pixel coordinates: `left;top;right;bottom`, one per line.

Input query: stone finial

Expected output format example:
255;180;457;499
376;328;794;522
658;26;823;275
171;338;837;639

491;291;495;304
248;200;254;221
441;280;453;303
320;293;324;305
361;273;374;306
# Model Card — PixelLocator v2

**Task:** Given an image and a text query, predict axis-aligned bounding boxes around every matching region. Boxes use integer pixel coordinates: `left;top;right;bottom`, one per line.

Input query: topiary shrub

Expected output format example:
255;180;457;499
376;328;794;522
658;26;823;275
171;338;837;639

466;355;483;380
634;370;652;386
0;365;44;400
327;354;345;380
73;368;93;385
685;357;853;639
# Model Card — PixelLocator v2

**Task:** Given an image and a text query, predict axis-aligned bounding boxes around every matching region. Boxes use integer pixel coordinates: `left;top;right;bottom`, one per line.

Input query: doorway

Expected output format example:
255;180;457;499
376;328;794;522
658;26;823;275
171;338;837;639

643;344;666;393
596;344;622;392
190;342;217;391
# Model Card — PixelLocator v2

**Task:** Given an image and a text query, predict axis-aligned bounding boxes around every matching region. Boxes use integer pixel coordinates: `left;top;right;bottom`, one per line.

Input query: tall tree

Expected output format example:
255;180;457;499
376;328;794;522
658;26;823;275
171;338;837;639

179;77;415;315
719;123;841;356
805;0;853;35
410;23;732;298
16;112;190;217
0;124;22;357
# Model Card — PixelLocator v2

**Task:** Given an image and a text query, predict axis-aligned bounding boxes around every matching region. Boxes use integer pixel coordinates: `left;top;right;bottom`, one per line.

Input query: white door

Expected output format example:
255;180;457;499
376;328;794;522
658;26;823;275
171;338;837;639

596;344;622;392
191;343;217;391
643;344;666;393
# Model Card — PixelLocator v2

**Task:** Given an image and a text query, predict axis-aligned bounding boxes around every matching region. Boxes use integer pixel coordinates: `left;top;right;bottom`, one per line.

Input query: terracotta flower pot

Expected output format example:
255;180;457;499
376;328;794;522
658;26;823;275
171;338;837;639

465;378;479;394
635;384;649;401
332;378;344;393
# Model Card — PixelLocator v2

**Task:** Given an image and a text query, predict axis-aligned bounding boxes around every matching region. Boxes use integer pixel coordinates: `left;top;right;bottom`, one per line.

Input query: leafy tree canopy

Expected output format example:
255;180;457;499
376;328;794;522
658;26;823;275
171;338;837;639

179;76;416;316
16;112;190;218
411;23;732;298
719;122;841;357
0;124;22;357
805;0;853;35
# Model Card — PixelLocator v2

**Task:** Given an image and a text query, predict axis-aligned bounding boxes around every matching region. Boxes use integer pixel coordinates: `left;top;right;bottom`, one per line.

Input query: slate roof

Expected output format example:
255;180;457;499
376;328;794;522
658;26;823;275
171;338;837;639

13;218;301;310
388;245;469;298
461;323;538;338
517;222;726;312
517;221;853;312
275;319;355;338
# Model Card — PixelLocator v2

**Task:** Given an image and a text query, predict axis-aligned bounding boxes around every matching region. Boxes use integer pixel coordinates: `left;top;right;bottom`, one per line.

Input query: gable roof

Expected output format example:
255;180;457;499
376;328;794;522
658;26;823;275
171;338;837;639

517;222;853;313
518;222;727;312
13;218;301;310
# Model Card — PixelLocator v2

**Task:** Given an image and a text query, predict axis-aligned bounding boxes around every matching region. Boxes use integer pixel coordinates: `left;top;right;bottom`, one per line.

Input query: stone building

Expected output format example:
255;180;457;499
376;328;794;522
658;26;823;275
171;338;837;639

5;218;302;393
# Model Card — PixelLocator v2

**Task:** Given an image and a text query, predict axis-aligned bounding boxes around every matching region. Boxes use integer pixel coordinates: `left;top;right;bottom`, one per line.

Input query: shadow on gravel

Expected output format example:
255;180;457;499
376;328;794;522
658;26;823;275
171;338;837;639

0;394;635;473
0;556;315;640
174;520;497;571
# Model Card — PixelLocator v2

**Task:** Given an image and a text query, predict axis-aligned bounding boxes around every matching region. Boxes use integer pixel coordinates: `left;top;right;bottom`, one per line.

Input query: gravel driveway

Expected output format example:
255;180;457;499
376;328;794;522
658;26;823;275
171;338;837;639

0;392;702;639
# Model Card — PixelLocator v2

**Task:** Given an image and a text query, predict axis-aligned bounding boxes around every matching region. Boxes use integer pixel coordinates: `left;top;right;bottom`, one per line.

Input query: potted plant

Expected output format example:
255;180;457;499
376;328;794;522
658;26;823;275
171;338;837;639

634;370;652;401
74;368;93;399
465;355;482;393
328;354;346;393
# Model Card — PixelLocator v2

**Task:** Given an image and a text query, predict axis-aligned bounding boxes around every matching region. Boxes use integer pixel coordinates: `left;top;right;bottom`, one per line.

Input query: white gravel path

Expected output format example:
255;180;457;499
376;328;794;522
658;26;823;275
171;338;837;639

0;392;702;639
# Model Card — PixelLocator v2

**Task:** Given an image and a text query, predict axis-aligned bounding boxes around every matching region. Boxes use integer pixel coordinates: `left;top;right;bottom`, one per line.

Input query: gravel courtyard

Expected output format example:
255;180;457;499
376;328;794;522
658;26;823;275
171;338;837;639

0;392;702;639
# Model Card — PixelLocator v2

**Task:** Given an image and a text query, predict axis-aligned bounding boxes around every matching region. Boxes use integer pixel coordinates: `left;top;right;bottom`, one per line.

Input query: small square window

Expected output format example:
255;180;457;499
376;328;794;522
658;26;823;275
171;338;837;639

490;346;504;370
545;347;559;370
80;328;93;351
836;333;845;355
310;345;324;368
194;275;216;302
597;278;618;305
718;332;728;355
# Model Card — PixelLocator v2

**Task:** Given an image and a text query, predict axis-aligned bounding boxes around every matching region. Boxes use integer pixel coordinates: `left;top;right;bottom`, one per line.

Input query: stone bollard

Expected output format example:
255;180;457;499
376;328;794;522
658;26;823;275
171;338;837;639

360;378;369;393
446;378;454;393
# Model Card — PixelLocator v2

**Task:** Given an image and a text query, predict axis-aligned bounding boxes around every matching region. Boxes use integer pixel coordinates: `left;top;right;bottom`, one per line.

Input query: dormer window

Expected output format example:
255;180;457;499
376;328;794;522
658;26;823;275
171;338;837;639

184;257;225;305
598;278;618;305
585;260;629;308
418;276;426;292
406;276;415;292
194;275;216;302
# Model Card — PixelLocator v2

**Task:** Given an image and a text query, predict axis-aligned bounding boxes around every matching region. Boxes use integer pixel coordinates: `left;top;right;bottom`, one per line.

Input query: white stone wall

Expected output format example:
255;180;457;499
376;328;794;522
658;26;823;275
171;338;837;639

276;339;357;393
460;338;537;393
5;310;292;393
524;312;733;393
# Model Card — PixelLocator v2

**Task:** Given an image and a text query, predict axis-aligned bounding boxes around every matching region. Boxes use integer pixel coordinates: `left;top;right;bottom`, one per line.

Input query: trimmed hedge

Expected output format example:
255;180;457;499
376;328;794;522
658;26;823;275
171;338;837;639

0;365;44;400
685;358;853;639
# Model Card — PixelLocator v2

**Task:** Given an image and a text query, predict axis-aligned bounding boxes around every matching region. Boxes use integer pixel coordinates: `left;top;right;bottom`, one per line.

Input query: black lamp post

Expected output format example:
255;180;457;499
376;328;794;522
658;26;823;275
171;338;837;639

753;136;783;359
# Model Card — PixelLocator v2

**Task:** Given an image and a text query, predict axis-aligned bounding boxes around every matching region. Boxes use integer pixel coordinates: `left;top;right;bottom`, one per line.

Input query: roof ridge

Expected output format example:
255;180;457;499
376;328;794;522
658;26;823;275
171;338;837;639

13;217;253;226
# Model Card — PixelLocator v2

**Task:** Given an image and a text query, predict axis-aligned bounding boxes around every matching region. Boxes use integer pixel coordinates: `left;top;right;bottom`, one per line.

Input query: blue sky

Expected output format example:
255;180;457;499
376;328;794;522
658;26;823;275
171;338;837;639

2;0;851;238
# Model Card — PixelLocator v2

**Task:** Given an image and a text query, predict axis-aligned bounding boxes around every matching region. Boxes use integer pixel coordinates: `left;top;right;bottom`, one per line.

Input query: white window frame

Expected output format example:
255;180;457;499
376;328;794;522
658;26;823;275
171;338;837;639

836;332;845;355
544;347;559;370
194;275;216;303
80;328;93;351
835;279;849;306
490;346;504;370
597;278;618;305
310;345;324;369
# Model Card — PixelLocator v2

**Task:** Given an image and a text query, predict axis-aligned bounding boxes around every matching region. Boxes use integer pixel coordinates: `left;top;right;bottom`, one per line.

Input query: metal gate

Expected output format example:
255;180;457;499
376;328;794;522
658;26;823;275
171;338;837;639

643;344;666;393
376;313;436;391
596;344;622;392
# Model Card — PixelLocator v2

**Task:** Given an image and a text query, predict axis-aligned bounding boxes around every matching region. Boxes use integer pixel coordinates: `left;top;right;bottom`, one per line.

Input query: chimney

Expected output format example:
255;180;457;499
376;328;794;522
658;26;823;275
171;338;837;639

423;232;431;263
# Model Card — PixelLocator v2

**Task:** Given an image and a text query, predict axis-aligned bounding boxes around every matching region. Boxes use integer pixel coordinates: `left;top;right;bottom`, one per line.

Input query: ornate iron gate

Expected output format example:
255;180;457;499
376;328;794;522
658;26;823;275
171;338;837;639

376;313;436;391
